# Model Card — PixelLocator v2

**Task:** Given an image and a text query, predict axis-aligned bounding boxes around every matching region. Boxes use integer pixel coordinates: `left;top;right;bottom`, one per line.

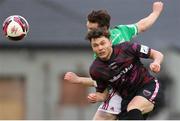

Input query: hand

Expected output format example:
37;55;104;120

153;1;164;14
87;91;108;103
149;62;161;73
64;72;81;84
87;93;98;103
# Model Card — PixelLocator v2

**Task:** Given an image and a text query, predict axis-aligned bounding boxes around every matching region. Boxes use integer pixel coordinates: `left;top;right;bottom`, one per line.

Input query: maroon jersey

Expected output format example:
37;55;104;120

90;42;155;98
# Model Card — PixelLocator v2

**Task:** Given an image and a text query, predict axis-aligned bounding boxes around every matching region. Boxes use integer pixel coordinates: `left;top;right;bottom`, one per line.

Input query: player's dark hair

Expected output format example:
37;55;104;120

86;28;110;42
87;10;111;29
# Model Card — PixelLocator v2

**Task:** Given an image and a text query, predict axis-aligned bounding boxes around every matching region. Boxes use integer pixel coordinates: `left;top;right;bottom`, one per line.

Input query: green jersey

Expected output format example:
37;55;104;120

93;24;138;58
110;24;138;45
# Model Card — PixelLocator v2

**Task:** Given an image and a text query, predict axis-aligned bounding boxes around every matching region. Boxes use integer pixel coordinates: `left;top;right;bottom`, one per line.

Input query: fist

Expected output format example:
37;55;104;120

87;93;97;103
153;1;164;13
150;62;161;73
64;72;80;84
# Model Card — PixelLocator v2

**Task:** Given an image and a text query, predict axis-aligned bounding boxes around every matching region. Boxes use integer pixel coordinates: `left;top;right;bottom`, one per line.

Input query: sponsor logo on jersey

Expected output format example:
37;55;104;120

109;64;133;82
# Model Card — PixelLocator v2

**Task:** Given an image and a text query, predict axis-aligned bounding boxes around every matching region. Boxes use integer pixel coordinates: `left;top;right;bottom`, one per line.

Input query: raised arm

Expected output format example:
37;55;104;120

149;49;164;73
136;1;163;33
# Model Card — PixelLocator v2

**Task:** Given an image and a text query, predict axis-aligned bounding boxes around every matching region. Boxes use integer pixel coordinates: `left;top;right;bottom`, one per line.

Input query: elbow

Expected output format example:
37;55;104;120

140;28;147;33
158;50;164;59
139;24;148;33
160;52;164;63
136;22;149;33
156;51;164;64
150;49;164;64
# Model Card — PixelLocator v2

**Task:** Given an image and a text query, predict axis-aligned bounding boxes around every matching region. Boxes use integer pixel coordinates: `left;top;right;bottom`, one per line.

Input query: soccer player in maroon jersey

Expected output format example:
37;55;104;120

86;28;164;120
64;1;164;120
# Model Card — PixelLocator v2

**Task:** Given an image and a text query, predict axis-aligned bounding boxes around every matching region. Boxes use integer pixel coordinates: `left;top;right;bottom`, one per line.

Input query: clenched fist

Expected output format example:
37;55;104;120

153;1;164;14
64;72;80;84
149;62;161;73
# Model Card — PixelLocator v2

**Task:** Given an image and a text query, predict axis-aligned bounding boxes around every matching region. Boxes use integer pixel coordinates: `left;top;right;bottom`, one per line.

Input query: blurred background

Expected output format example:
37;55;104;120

0;0;180;120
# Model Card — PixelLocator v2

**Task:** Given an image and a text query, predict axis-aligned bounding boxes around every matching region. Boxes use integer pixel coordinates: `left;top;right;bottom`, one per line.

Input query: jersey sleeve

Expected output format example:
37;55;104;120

123;42;151;58
115;24;138;40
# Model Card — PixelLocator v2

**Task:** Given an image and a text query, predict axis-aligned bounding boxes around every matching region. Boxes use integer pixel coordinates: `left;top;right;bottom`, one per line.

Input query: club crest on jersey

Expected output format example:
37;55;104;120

140;45;149;54
143;89;151;97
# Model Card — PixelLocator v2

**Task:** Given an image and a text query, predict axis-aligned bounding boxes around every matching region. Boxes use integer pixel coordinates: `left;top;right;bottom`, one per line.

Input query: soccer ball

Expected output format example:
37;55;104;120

2;15;29;41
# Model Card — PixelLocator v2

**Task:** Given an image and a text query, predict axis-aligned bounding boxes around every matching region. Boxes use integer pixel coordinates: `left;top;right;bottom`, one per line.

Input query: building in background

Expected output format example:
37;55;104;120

0;0;180;120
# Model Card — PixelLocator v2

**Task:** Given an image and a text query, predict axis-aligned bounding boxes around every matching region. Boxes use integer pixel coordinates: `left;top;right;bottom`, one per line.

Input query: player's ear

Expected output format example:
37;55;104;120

109;40;112;46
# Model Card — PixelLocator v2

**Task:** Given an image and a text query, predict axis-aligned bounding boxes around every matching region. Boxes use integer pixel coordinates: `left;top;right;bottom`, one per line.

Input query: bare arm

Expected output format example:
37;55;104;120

149;49;164;73
136;1;163;33
64;72;97;87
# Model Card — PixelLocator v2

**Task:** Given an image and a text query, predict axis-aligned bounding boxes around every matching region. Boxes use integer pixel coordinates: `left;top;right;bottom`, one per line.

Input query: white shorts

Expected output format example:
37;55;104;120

97;89;122;114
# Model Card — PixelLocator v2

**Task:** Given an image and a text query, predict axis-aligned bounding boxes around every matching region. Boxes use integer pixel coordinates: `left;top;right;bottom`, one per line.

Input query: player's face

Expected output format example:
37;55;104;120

86;21;99;32
91;36;112;61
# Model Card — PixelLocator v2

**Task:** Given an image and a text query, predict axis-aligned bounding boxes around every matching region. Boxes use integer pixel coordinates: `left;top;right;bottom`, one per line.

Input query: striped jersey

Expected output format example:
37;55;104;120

90;42;155;98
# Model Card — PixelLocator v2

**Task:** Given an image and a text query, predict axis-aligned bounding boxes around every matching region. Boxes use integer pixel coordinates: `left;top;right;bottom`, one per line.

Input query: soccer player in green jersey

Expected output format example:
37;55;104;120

64;1;163;120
